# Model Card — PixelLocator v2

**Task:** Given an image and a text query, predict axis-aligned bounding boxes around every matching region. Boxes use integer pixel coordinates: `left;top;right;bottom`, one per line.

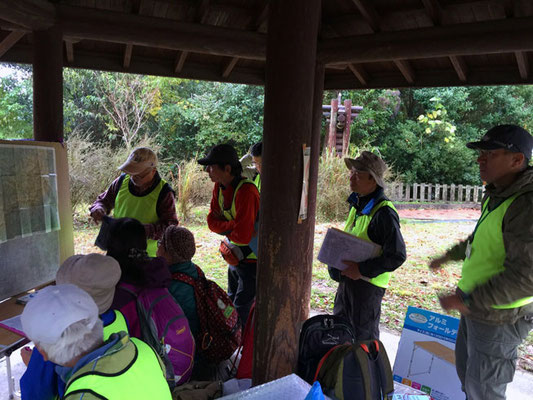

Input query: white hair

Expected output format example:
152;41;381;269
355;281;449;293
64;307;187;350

36;318;104;366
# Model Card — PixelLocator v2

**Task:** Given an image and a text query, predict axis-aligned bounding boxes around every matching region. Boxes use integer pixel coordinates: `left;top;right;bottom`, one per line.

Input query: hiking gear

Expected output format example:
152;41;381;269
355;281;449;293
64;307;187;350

235;302;255;379
173;265;242;363
119;283;195;386
114;174;167;257
102;310;128;340
314;341;394;400
297;314;355;384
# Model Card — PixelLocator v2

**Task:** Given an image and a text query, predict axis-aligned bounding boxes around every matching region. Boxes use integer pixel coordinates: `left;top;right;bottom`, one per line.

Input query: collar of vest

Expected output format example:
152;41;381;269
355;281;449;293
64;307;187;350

349;187;387;215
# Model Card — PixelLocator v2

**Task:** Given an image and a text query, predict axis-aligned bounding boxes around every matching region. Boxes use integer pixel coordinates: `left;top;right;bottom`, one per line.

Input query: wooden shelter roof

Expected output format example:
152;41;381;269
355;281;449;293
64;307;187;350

1;0;533;89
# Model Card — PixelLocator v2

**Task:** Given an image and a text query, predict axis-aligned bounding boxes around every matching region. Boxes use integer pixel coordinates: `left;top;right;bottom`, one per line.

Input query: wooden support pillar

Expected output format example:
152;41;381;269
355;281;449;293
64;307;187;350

33;26;63;142
253;0;322;384
342;99;352;155
327;98;338;152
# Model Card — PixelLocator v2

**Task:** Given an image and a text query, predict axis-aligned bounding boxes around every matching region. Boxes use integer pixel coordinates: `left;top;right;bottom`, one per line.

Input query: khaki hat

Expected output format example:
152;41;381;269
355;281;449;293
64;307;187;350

21;284;99;345
344;151;388;188
118;147;158;175
56;254;121;314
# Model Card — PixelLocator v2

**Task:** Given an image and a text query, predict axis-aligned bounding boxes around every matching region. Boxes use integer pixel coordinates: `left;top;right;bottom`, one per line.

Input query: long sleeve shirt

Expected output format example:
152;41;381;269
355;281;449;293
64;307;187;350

89;172;178;240
207;177;259;245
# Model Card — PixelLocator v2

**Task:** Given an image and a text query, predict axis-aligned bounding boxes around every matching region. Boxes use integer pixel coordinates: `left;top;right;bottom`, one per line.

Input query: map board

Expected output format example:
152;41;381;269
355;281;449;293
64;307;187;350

0;141;74;299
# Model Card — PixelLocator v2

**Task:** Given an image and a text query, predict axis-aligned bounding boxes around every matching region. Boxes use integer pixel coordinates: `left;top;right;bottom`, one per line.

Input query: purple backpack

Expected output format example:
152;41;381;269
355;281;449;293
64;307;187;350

119;283;195;386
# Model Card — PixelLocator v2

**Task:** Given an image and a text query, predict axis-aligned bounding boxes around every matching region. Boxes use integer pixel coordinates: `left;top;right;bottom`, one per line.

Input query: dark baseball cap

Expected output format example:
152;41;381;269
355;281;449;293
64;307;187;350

198;144;240;166
466;125;533;159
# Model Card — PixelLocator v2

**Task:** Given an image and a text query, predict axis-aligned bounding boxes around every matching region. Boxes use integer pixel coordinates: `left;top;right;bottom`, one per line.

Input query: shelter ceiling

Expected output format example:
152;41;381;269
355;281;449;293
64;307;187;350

0;0;532;88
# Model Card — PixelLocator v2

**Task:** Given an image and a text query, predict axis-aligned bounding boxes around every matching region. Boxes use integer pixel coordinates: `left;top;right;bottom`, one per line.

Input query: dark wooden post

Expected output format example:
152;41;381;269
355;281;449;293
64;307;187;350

327;97;338;152
342;99;352;155
253;0;322;384
33;26;63;142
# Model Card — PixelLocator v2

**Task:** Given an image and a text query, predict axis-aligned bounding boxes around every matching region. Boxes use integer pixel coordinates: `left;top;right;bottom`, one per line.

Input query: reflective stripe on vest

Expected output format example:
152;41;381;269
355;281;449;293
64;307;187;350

114;175;166;257
459;194;533;310
217;178;257;260
343;200;397;289
63;336;172;400
103;310;129;340
254;174;261;192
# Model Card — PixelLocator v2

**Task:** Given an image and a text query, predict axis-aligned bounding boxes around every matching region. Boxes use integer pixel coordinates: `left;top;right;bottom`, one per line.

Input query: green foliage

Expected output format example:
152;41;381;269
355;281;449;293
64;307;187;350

0;69;32;139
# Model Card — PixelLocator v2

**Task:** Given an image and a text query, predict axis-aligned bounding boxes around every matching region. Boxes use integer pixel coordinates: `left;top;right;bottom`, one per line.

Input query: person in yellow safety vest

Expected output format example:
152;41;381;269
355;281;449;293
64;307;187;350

199;144;260;326
330;151;406;340
250;142;262;192
89;147;178;257
20;254;130;400
429;125;533;400
21;284;172;400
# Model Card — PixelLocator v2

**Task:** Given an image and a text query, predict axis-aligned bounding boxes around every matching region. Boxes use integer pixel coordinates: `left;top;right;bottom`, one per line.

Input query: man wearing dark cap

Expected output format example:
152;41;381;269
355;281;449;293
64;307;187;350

331;151;406;340
89;147;178;257
429;125;533;400
199;144;260;325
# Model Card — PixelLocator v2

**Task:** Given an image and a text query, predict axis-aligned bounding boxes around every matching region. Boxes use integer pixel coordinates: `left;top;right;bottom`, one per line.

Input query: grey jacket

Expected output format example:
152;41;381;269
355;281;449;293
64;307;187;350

446;167;533;324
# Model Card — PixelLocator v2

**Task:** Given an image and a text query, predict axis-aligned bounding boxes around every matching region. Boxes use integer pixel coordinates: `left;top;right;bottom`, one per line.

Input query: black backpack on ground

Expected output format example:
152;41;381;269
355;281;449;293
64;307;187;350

297;314;355;383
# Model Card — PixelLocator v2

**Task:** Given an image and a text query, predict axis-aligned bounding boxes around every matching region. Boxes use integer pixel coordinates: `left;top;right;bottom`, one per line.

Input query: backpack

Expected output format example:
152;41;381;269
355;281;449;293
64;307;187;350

235;301;255;379
297;314;355;384
173;266;242;364
314;341;394;400
118;283;195;386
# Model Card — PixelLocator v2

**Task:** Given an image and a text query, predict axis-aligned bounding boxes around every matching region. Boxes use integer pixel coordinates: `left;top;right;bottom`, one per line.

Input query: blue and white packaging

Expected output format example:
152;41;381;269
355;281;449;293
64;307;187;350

392;306;465;400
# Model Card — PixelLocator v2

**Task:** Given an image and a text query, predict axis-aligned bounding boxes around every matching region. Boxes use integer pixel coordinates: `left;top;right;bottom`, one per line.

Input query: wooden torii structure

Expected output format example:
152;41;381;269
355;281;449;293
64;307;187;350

1;0;533;385
323;93;363;156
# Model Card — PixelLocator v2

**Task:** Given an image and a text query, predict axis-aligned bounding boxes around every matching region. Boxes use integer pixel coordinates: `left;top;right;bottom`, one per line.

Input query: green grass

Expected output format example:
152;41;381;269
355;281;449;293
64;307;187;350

73;209;532;371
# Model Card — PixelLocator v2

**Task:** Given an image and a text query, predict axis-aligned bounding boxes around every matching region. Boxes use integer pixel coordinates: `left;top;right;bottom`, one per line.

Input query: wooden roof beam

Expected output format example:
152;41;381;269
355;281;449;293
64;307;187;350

222;57;239;78
0;0;55;31
57;4;266;61
515;51;530;80
449;55;468;82
350;0;380;32
123;43;133;69
394;59;415;84
196;0;210;24
64;40;74;64
347;63;368;86
422;0;443;26
174;50;188;74
319;16;533;64
0;31;25;58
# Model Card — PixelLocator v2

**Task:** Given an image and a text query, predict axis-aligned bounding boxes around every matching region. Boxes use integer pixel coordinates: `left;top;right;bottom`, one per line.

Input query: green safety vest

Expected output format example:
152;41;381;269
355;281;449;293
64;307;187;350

254;174;261;192
218;178;257;260
343;200;397;289
459;194;533;310
63;334;172;400
103;310;128;340
114;174;166;257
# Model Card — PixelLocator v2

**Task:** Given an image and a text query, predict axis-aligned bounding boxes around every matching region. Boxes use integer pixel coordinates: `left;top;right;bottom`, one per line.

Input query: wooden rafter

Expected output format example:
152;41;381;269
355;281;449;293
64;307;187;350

123;44;133;69
515;51;530;80
449;55;468;82
196;0;210;24
347;63;368;86
422;0;443;26
0;0;55;30
64;40;74;63
319;16;533;64
0;31;25;58
57;4;266;61
222;57;239;78
350;0;380;32
174;50;188;73
394;59;415;84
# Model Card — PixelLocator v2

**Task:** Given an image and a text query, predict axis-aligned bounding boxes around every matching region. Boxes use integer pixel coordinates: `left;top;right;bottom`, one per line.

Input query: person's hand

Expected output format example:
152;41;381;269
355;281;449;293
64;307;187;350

90;208;105;224
429;254;449;271
21;346;33;366
341;261;362;281
438;293;470;315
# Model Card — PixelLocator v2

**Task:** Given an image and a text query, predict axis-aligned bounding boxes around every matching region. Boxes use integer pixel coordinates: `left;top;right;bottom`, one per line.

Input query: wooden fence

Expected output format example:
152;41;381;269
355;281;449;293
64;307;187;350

385;182;484;203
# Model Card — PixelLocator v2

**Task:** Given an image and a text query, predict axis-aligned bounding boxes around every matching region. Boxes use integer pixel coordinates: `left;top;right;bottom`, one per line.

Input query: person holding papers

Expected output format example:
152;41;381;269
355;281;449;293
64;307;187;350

332;151;406;340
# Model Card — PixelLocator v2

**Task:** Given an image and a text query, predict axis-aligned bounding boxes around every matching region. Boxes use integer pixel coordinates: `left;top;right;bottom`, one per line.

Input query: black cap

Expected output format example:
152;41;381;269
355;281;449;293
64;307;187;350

466;124;533;159
198;144;240;166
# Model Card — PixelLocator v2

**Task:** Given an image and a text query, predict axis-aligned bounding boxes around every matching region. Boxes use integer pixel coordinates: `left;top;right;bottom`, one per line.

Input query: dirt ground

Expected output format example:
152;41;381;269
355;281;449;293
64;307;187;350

398;208;480;220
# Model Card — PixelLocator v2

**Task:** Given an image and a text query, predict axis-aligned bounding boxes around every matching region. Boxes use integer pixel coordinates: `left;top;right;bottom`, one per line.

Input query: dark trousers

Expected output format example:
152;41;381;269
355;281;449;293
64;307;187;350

333;278;385;340
227;261;257;326
455;315;533;400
